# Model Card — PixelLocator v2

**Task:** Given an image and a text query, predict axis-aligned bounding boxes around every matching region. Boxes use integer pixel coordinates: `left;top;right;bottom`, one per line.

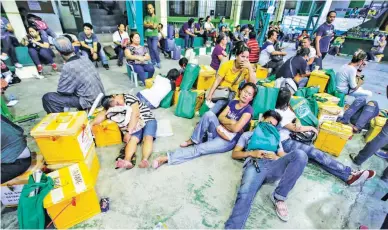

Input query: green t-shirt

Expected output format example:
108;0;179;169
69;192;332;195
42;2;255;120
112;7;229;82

144;15;159;37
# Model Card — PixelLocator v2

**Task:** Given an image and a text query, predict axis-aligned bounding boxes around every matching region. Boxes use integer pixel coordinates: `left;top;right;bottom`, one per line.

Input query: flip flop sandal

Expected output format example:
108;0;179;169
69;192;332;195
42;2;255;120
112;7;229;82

270;194;289;222
138;159;149;168
115;147;126;161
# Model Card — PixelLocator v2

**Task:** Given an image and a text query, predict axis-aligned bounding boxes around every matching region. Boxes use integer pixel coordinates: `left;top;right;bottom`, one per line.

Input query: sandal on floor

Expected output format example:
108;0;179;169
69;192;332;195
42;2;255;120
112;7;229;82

138;159;150;168
115;159;134;169
270;194;289;222
180;140;194;148
115;147;126;161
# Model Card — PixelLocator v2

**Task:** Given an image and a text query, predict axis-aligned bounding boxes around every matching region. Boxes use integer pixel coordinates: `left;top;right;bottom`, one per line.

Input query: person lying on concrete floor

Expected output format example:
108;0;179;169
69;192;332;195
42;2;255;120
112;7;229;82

21;26;57;75
206;42;256;115
225;110;307;227
125;32;155;85
92;93;157;169
1;17;23;68
137;69;179;109
337;97;380;133
42;36;105;113
79;23;109;69
350;121;388;183
152;82;256;169
275;88;375;186
336;50;372;102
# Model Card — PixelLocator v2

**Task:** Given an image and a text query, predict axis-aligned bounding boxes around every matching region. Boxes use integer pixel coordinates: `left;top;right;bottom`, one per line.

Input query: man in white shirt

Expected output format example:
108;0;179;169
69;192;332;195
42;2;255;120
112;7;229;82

336;50;372;101
112;23;129;66
259;30;287;74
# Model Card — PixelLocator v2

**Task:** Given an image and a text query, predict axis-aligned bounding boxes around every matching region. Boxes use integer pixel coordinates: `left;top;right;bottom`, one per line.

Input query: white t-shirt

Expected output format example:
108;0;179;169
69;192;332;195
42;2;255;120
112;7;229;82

275;107;296;142
335;64;358;94
112;31;129;47
204;22;214;31
308;46;317;59
258;41;275;66
139;75;172;108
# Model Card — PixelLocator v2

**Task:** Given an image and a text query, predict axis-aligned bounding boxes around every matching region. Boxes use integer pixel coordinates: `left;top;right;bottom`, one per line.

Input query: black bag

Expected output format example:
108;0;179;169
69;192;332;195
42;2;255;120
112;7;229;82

290;131;317;145
103;46;117;60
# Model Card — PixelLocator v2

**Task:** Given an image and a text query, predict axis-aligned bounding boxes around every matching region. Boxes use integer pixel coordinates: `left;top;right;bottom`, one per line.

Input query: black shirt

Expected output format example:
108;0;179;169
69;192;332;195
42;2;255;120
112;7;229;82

276;56;307;79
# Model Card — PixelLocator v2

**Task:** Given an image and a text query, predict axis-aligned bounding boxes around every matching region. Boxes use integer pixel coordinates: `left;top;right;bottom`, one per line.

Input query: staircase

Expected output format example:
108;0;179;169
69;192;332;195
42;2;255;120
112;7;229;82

88;2;124;34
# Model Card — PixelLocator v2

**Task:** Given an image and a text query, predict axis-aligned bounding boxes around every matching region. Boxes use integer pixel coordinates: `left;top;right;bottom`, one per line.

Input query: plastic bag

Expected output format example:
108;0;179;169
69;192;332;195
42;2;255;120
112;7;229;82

290;97;319;127
325;69;337;95
179;64;201;90
252;86;279;120
160;91;174;108
294;87;320;98
246;122;280;152
175;90;197;119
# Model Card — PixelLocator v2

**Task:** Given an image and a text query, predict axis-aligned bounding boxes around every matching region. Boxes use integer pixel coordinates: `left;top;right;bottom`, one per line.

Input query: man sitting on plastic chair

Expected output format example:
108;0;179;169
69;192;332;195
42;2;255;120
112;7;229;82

42;37;105;114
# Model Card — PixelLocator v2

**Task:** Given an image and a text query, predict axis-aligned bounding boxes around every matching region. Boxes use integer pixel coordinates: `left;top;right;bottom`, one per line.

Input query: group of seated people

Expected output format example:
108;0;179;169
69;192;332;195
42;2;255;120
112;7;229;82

1;12;387;227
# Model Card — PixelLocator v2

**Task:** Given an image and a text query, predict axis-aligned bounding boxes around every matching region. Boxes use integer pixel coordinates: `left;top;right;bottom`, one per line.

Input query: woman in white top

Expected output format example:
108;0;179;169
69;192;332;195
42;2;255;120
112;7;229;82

112;23;129;66
137;68;179;109
204;16;217;44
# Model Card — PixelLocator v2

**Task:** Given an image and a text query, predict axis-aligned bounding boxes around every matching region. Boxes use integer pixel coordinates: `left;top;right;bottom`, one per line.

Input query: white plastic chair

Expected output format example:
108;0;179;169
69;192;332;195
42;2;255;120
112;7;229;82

126;62;139;87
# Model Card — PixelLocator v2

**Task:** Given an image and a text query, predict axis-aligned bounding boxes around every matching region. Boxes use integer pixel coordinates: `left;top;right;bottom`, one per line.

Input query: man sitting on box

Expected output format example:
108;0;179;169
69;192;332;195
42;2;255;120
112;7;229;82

42;37;105;114
275;88;375;186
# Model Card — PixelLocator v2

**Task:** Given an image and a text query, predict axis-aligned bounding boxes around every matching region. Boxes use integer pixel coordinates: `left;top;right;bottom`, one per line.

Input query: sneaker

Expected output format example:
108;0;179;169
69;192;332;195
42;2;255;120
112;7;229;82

269;194;289;222
15;63;23;68
51;63;58;71
349;153;361;165
103;64;109;70
117;60;123;67
375;151;388;159
37;65;43;74
347;170;369;186
156;63;161;69
365;170;376;180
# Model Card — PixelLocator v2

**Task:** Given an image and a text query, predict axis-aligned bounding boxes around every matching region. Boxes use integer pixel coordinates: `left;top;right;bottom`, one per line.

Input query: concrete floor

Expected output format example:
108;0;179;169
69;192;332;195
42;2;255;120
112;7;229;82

1;44;388;229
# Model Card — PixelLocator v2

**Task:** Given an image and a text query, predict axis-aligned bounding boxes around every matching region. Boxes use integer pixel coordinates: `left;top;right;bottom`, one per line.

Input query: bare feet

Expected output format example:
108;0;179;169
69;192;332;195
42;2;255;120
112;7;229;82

152;156;168;169
180;139;194;148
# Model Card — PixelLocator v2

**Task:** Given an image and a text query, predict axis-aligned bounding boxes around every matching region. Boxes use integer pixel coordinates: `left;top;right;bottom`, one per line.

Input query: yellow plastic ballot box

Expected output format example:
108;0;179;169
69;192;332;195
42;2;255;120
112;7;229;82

145;77;155;89
255;65;269;79
1;154;44;207
197;65;216;90
314;93;340;105
31;112;94;164
307;70;330;93
43;163;101;229
314;121;353;157
317;102;343;124
365;116;387;142
46;145;100;185
92;119;122;147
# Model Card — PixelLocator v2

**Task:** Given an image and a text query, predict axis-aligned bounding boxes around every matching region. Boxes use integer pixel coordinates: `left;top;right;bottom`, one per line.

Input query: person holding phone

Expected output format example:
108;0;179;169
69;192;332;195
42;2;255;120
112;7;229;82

21;26;57;75
112;23;129;66
206;42;257;115
336;49;372;102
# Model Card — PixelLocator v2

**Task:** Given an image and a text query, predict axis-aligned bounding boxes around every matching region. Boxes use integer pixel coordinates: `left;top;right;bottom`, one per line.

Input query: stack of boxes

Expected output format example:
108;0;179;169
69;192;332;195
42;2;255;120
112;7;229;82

29;111;101;228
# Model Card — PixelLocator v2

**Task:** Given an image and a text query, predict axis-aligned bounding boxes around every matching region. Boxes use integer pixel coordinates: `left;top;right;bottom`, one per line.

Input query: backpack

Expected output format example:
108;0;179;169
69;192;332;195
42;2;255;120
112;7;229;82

275;77;298;95
34;20;48;30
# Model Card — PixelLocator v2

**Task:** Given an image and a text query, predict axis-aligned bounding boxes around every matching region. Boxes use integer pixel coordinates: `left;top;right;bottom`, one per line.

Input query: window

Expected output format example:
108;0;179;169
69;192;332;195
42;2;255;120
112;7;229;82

168;0;198;17
240;0;257;21
215;1;232;19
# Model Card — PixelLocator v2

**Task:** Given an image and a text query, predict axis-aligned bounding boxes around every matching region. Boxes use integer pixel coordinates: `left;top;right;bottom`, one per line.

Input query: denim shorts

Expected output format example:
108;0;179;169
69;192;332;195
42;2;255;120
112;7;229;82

136;92;156;109
132;119;157;141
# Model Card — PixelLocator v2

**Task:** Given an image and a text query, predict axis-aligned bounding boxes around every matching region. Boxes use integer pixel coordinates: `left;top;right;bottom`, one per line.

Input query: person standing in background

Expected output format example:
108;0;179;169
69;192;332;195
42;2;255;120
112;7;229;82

144;4;161;69
315;11;336;69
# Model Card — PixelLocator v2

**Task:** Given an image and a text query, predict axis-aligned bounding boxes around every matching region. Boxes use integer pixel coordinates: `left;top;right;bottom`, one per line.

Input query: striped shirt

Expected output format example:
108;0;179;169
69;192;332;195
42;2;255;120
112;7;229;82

247;39;260;63
123;94;155;123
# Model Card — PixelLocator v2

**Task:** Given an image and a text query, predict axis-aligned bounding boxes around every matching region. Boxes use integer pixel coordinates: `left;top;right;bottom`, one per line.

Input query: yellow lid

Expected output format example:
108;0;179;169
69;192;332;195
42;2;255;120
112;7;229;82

320;121;353;138
318;103;343;115
43;163;93;208
311;70;330;79
315;93;340;102
372;116;387;127
31;111;87;137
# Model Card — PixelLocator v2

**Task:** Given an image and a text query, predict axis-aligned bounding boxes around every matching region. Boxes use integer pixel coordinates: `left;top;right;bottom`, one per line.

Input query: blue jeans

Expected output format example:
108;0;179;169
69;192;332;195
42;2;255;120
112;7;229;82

179;33;194;49
282;139;352;182
353;122;388;180
210;91;236;115
114;46;125;62
39;28;57;39
28;47;54;65
132;63;155;84
225;150;308;229
167;111;237;165
338;97;379;130
131;119;157;141
80;42;108;64
298;77;309;88
136;92;156;109
147;36;160;64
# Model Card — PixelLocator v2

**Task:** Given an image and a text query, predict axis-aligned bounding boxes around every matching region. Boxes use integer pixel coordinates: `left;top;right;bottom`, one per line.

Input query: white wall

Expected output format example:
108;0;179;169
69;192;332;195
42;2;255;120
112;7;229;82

79;0;91;24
